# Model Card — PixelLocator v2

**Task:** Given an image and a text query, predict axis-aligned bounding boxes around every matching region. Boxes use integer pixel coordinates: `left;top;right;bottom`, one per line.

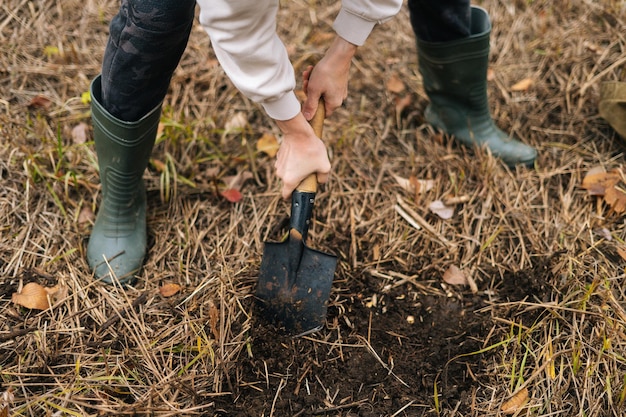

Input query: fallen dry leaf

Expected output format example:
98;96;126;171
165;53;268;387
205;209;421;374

45;284;67;305
393;174;434;195
386;74;405;93
208;300;220;340
27;95;52;110
220;188;243;203
12;282;50;310
486;67;495;81
256;133;280;158
394;94;412;115
224;112;248;131
501;387;529;414
222;170;253;191
159;283;182;297
511;77;534;92
78;205;95;226
617;246;626;261
581;167;626;213
581;166;616;195
429;200;454;220
0;387;14;417
442;265;467;286
604;185;626;213
0;388;13;404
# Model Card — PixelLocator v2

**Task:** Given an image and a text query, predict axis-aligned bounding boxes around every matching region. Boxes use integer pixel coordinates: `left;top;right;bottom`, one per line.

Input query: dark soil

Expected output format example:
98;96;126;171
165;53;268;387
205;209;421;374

213;258;554;416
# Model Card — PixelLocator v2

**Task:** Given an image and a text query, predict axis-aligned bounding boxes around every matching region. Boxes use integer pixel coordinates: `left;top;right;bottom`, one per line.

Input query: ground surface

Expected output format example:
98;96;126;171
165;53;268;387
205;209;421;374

2;0;626;416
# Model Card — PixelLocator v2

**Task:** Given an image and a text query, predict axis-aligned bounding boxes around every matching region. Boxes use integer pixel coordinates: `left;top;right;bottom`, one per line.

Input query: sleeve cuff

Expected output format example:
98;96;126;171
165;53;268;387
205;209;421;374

262;91;302;121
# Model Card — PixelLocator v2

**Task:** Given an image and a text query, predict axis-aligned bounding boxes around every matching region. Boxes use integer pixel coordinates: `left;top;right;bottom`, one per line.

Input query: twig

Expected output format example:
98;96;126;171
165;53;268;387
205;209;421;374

355;335;410;388
0;327;38;343
395;195;457;248
391;400;415;417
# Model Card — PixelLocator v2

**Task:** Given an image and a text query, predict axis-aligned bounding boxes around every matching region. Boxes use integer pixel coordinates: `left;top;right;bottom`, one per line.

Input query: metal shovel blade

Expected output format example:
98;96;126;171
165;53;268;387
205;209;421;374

257;234;337;337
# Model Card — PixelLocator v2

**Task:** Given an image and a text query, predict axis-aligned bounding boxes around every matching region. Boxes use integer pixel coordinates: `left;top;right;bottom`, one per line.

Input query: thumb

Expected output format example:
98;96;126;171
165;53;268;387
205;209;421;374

281;182;294;200
302;92;320;121
316;171;329;185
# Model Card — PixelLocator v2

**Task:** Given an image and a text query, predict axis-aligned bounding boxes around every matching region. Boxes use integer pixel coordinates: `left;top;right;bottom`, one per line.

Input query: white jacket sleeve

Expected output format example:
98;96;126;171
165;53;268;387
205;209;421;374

197;0;301;121
197;0;403;121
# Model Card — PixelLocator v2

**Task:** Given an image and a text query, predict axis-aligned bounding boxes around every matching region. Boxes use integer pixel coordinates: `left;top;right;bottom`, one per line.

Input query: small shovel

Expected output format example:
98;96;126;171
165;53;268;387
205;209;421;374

256;101;337;337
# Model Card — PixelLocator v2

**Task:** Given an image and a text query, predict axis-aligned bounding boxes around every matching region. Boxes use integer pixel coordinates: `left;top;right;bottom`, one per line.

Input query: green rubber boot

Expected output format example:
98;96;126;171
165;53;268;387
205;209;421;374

417;6;537;167
87;75;161;285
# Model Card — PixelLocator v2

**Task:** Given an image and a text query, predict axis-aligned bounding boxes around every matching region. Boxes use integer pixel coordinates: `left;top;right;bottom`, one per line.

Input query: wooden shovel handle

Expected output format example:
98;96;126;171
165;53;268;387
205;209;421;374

296;99;325;193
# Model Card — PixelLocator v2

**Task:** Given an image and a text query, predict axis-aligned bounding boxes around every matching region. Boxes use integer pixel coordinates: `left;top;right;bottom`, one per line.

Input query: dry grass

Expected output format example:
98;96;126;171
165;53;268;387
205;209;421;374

2;0;626;415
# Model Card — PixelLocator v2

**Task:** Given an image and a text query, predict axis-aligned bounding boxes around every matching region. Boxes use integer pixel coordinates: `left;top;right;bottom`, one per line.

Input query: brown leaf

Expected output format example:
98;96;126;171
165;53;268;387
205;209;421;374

386;74;405;93
208;301;220;340
393;174;434;195
220;188;243;203
511;77;534;92
0;387;14;417
44;284;67;305
581;167;617;196
487;67;496;81
28;95;52;110
617;246;626;261
442;265;467;286
222;170;253;191
501;387;529;414
159;283;182;297
394;94;412;115
256;133;280;158
78;205;95;225
604;185;626;213
12;282;50;310
581;168;626;212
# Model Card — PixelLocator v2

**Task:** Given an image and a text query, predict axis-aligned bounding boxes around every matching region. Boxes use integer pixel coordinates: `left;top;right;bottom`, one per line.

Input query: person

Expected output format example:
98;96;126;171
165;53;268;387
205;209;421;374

86;0;403;284
295;1;538;196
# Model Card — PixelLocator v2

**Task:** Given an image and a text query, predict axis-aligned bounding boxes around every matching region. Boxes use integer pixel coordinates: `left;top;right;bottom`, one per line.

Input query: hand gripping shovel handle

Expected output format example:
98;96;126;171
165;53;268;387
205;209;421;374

290;99;325;243
295;99;325;193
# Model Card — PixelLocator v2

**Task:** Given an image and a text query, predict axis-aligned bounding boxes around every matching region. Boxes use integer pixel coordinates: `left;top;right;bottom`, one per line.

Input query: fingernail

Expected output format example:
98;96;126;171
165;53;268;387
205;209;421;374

303;111;311;120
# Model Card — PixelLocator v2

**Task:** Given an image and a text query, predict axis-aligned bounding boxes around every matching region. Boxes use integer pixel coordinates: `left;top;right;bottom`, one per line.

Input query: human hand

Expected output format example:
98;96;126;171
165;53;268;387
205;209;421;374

275;113;331;199
302;36;357;121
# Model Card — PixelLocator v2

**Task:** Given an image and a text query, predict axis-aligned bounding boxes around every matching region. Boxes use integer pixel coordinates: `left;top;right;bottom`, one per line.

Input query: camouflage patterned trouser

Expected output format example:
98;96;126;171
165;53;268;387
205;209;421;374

99;0;196;121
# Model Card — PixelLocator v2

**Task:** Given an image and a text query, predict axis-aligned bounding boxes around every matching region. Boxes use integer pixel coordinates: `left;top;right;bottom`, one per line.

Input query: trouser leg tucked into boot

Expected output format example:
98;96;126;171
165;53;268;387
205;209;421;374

417;6;537;167
87;75;161;285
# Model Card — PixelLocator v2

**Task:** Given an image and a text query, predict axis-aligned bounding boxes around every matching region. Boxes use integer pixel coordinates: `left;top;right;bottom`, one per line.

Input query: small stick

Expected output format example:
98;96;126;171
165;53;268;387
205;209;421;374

0;327;38;343
396;195;456;248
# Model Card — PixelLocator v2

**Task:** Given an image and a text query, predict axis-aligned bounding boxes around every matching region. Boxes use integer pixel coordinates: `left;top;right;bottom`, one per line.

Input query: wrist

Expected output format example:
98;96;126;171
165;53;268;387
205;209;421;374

275;113;314;139
327;36;357;64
